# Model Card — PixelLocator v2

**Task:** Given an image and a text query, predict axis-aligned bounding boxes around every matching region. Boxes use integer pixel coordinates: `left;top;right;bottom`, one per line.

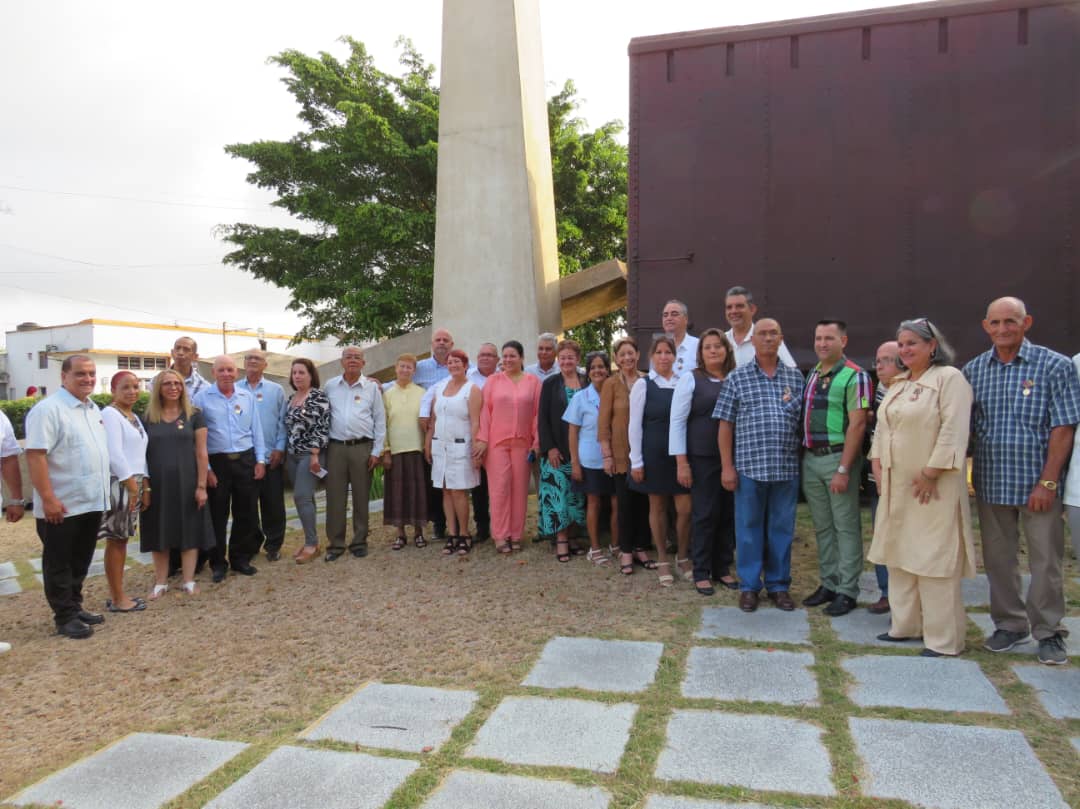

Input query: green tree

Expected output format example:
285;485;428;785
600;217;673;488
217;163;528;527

221;39;626;348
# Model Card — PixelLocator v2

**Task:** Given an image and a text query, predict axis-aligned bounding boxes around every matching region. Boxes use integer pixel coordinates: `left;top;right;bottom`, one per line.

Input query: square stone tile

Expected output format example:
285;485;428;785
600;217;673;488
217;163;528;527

204;745;418;809
29;557;41;572
850;718;1067;808
858;572;1029;607
467;696;636;773
696;606;810;645
523;636;663;693
420;770;610;809
682;646;817;706
1013;665;1080;719
302;682;478;753
843;655;1008;714
0;561;17;579
128;550;154;566
969;613;1080;655
645;799;801;809
8;732;248;809
656;710;834;796
829;608;922;648
0;578;21;596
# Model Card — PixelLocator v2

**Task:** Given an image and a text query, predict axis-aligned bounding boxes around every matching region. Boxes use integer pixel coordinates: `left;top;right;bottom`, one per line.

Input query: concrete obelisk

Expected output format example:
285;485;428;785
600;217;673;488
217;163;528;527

431;0;562;359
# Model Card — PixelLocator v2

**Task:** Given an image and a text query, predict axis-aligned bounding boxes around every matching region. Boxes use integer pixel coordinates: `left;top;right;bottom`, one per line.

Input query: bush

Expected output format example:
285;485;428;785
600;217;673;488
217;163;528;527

1;392;151;438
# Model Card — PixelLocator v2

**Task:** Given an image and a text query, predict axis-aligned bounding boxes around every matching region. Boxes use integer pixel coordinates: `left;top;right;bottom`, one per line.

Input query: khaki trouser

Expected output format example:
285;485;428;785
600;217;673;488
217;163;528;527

325;440;373;554
977;499;1068;641
887;566;967;655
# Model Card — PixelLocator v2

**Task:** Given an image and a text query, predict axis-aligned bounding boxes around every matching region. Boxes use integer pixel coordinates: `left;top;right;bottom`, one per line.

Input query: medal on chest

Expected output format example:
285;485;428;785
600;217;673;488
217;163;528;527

234;404;243;416
1022;379;1034;397
782;386;792;403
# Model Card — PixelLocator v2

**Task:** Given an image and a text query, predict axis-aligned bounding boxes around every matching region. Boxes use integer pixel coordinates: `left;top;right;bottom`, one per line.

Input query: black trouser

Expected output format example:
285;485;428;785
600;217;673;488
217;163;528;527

614;472;651;553
471;466;490;536
689;453;736;582
253;461;287;554
37;512;101;625
208;450;259;570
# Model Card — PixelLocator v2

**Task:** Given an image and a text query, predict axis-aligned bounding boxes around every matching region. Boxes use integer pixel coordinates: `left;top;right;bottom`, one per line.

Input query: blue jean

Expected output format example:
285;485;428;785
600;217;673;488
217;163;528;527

869;490;888;597
734;474;799;593
286;450;320;547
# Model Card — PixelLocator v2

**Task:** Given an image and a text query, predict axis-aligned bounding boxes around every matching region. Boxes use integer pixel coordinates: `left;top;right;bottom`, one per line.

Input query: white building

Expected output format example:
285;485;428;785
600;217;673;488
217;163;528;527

4;318;340;398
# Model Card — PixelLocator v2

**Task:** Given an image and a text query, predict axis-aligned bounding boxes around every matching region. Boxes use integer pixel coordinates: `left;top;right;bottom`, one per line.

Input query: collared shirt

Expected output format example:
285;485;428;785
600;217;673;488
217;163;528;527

524;362;560;382
414;356;451;390
182;367;210;397
963;338;1080;506
192;384;268;462
725;323;797;368
237;375;288;453
24;388;111;518
629;370;679;469
801;357;872;448
563;384;605;469
649;334;699;378
0;410;19;458
1064;353;1080;507
324;374;387;455
667;369;724;457
713;359;805;481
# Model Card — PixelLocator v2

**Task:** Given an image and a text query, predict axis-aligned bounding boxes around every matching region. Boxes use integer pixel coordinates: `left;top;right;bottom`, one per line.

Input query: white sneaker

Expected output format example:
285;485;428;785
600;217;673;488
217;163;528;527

0;641;11;654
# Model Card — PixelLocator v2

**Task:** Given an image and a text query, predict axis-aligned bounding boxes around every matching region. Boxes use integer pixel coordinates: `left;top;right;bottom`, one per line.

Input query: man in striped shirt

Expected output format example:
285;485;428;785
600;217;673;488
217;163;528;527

800;320;873;616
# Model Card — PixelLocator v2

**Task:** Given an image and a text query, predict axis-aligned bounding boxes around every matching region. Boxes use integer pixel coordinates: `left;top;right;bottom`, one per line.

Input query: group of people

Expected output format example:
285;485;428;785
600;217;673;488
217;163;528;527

1;292;1078;668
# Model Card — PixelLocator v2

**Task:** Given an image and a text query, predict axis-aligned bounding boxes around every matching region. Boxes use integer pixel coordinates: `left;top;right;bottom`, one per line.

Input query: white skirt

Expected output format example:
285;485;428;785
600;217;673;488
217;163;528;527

431;437;480;490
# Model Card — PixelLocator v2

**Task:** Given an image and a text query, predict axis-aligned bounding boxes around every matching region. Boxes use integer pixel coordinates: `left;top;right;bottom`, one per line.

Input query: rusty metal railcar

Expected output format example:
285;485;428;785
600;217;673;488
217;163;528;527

627;0;1080;366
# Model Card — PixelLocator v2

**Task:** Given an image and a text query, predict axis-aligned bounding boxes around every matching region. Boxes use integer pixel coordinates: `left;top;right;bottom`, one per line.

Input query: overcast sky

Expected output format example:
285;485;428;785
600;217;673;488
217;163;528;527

0;0;894;342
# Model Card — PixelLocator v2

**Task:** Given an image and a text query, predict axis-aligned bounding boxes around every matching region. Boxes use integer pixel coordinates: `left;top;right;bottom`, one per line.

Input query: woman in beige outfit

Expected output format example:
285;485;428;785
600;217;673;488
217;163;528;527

869;319;975;657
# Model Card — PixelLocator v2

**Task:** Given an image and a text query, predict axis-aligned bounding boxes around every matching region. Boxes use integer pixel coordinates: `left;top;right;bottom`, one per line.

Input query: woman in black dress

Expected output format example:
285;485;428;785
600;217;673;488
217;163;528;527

629;336;691;587
141;369;213;597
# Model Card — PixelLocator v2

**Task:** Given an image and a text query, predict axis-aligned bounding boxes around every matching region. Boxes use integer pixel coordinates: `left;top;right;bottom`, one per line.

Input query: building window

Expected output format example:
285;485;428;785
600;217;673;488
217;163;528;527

118;355;140;369
154;357;167;370
38;351;48;369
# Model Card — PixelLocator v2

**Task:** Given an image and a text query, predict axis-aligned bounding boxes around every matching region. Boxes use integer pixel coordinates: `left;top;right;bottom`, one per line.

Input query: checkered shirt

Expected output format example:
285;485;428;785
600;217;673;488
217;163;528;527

413;357;451;390
963;339;1080;506
713;359;805;482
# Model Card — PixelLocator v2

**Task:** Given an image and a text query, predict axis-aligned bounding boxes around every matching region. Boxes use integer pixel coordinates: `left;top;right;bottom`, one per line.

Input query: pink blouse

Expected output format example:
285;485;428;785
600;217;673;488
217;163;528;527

478;372;541;448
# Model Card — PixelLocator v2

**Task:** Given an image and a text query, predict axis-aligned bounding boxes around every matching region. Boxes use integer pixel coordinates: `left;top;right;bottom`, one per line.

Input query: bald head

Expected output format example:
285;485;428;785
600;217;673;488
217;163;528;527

751;318;783;362
986;296;1027;319
212;355;238;390
431;329;454;363
983;296;1032;357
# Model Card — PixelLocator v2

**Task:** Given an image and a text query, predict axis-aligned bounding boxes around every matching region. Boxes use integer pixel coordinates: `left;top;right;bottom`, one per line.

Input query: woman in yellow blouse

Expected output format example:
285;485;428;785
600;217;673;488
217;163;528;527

382;354;428;549
869;319;975;657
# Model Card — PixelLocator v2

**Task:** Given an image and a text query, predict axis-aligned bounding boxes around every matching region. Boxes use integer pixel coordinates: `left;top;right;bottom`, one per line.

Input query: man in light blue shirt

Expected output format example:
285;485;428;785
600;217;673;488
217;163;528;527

194;355;267;582
237;349;288;562
25;355;111;639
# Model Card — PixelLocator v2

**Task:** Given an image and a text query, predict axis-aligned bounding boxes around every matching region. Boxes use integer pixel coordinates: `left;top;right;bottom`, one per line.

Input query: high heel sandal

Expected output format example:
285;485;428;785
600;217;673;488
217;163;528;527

586;548;610;566
633;551;658;570
414;534;428;548
676;557;694;582
555;539;571;563
656;562;674;588
619;553;634;575
442;536;458;555
457;535;473;556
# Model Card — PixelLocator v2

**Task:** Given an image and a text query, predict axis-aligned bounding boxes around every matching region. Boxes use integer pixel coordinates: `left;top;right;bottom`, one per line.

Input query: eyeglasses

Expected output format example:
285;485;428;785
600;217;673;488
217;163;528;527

161;381;183;388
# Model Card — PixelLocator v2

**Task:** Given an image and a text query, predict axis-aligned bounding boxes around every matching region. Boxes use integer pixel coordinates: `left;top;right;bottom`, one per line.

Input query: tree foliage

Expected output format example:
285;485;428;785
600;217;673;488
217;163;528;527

222;39;627;350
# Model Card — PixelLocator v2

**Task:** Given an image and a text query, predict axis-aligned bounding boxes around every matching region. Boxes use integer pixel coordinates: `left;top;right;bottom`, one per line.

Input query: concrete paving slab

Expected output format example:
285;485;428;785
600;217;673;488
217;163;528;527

970;613;1080;655
420;770;610;809
0;578;21;596
7;732;248;809
522;636;663;693
0;561;16;579
92;547;105;562
655;710;834;796
467;696;636;773
829;608;923;648
858;571;1029;607
204;745;418;809
303;682;478;753
682;646;817;706
1013;665;1080;719
1072;738;1080;756
645;799;801;809
696;606;810;645
843;655;1008;714
29;557;41;572
128;551;154;566
849;718;1067;809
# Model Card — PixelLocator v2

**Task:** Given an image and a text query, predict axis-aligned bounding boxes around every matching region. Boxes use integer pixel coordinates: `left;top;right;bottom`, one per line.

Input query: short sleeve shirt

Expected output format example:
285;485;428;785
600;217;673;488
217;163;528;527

0;411;19;458
562;384;604;469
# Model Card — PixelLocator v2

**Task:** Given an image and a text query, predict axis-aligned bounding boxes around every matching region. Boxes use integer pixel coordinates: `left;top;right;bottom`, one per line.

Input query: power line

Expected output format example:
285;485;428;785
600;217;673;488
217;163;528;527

0;182;279;212
0;243;225;270
0;281;224;327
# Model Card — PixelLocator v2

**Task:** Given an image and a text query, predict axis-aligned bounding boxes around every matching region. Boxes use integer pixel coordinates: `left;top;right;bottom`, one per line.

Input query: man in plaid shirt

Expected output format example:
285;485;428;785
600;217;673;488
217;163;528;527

715;318;805;613
963;297;1080;665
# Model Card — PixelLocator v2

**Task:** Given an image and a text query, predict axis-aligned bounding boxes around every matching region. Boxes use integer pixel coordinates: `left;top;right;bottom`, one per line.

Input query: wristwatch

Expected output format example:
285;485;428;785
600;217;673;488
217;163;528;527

1038;479;1058;491
836;465;849;476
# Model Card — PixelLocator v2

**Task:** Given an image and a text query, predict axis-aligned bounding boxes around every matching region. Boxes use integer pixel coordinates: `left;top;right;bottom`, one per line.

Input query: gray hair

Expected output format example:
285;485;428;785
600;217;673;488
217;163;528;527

663;299;688;317
725;285;754;304
537;332;557;346
896;319;956;368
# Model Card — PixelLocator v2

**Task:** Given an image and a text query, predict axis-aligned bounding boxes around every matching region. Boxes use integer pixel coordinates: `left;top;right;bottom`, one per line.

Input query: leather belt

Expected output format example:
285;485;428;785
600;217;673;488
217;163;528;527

211;449;254;461
807;444;845;457
330;437;372;446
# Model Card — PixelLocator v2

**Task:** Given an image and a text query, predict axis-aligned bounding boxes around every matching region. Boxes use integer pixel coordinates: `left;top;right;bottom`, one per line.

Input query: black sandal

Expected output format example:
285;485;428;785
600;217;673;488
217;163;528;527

457;535;473;556
619;553;634;575
634;551;658;570
555;539;571;563
414;534;428;548
392;536;407;551
442;536;457;555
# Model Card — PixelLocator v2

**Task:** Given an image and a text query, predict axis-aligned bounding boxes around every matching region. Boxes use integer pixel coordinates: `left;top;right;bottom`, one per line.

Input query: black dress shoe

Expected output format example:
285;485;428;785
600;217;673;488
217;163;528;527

77;610;105;625
824;594;858;616
211;567;227;583
695;584;716;597
350;547;368;558
876;632;921;642
324;551;342;562
232;562;258;576
57;618;93;639
920;648;945;658
802;586;837;607
265;550;281;562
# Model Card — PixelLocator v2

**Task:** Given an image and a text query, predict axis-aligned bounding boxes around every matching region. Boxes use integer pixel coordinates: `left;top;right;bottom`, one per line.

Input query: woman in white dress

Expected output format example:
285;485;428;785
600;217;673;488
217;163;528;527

425;349;482;556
